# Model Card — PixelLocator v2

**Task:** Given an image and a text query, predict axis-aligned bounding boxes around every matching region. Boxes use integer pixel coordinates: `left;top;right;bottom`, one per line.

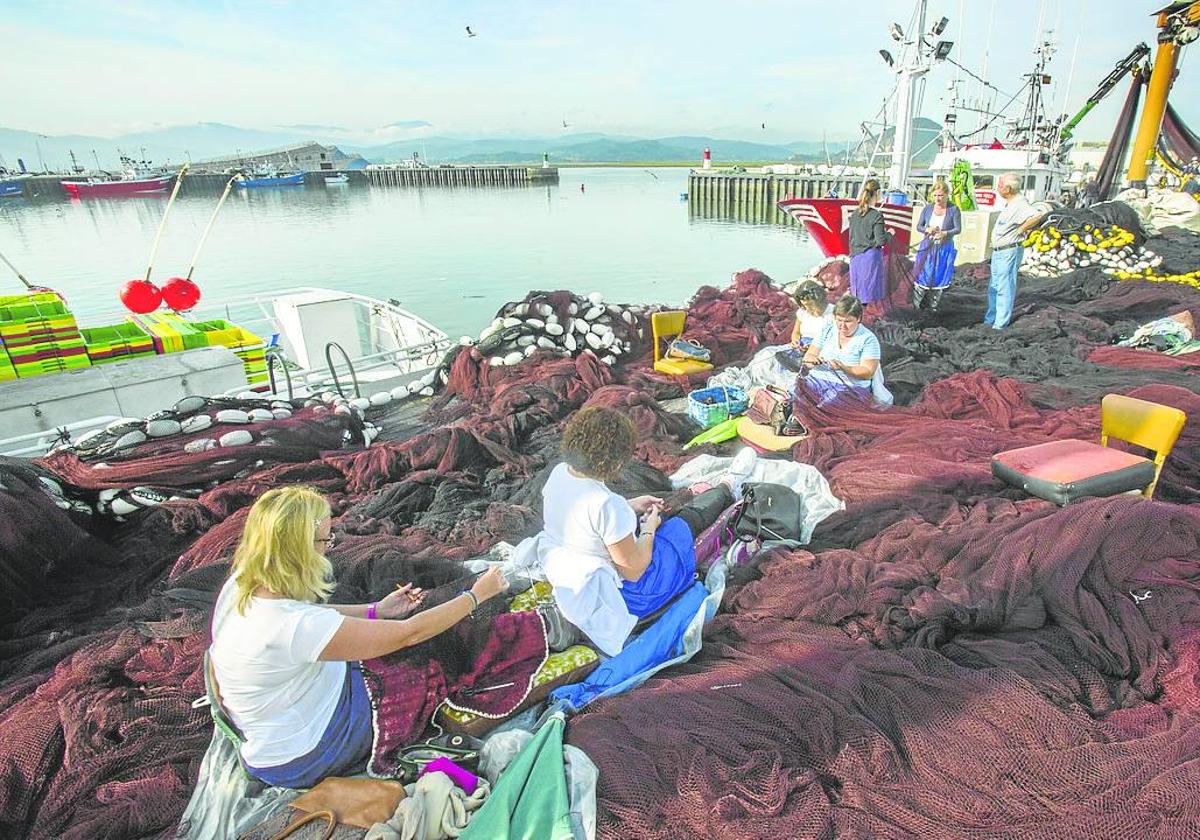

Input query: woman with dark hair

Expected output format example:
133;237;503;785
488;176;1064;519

533;406;756;655
801;295;888;404
848;179;888;305
912;178;962;312
789;280;834;348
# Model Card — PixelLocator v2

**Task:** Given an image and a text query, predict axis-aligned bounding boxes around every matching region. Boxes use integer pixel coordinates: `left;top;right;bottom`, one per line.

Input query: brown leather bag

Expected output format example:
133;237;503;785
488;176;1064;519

746;385;791;434
238;777;407;840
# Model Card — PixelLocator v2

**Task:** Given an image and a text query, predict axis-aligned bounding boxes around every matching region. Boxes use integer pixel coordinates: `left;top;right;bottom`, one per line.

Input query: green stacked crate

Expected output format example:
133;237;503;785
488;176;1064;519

0;346;15;382
0;291;91;378
192;319;268;386
128;312;209;354
81;322;157;365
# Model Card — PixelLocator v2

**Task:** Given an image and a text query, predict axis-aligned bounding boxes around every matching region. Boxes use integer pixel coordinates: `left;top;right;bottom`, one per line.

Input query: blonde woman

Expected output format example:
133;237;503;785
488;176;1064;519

208;486;508;788
847;179;888;304
912;178;962;312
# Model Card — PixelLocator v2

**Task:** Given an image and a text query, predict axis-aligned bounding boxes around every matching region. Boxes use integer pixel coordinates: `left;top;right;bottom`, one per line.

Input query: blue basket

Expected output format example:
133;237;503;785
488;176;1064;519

687;385;748;428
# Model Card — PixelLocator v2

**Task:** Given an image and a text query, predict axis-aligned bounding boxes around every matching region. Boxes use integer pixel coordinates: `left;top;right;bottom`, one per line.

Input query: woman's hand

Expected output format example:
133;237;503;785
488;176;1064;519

629;494;664;515
826;359;844;371
470;566;510;604
641;505;662;536
379;583;426;619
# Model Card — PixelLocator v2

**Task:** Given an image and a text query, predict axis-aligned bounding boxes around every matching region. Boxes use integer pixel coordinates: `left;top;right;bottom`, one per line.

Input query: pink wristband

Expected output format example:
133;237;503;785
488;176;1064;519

367;603;377;620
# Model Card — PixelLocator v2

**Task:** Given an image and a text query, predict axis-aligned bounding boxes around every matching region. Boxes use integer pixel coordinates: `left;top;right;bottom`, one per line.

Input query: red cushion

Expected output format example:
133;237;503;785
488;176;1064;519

993;439;1149;483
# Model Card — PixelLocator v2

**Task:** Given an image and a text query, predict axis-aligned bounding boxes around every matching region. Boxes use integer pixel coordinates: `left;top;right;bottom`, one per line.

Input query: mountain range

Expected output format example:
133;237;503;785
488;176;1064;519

0;119;941;172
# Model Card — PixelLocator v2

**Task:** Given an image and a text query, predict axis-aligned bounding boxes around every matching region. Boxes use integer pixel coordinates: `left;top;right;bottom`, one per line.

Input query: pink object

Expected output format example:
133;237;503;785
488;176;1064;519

420;757;480;795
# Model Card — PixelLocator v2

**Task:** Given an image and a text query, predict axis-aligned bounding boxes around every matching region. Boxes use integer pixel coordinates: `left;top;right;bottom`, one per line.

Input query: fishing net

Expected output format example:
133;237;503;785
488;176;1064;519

2;224;1200;839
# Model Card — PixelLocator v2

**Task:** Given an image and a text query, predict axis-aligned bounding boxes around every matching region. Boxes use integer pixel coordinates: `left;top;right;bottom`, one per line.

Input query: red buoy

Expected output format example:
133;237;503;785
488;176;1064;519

161;276;201;311
119;279;162;314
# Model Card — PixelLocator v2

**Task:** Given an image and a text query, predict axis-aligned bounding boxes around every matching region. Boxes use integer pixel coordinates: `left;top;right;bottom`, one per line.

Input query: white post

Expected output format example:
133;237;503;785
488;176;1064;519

887;0;929;195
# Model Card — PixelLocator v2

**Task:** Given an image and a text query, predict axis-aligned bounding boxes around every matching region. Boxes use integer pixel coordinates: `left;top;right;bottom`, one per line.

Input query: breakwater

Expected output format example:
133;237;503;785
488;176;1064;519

10;165;560;201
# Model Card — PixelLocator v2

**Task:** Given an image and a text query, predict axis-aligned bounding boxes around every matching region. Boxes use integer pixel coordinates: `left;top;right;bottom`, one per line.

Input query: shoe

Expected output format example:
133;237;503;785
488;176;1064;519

721;447;758;501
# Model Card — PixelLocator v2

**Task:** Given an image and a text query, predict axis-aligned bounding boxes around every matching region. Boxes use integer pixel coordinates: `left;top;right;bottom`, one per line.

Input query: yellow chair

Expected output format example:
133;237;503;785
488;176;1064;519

991;393;1186;504
652;310;713;376
1100;393;1187;498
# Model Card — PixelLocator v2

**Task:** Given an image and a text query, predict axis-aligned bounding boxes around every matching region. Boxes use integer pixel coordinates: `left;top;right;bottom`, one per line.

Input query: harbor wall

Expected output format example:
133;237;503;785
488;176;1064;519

14;165;559;200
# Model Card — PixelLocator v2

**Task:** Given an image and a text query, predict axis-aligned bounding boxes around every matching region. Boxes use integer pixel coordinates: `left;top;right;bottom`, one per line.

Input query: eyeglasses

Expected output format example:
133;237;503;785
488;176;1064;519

315;532;337;549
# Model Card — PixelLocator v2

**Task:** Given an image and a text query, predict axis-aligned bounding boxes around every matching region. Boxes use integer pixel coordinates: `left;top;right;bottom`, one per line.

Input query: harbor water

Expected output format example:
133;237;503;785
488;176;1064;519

0;167;819;338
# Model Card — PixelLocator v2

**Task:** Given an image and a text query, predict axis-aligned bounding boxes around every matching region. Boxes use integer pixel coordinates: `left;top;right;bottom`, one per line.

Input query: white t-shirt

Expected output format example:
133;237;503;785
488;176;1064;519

539;463;639;656
795;303;834;341
991;194;1042;248
209;576;347;767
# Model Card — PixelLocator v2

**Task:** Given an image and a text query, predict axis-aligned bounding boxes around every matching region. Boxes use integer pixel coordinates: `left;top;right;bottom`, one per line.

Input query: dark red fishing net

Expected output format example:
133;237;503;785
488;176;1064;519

2;230;1200;839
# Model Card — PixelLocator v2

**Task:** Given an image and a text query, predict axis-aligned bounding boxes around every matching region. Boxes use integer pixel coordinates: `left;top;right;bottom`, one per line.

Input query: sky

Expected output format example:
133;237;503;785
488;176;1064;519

1;0;1190;144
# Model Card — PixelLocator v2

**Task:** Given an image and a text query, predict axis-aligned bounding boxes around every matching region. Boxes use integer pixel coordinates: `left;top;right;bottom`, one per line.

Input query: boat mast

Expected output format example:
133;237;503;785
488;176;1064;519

887;0;930;194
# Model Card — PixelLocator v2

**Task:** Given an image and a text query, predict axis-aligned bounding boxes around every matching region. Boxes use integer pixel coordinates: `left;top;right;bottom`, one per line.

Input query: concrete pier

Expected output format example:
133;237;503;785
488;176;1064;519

687;170;932;225
363;165;558;189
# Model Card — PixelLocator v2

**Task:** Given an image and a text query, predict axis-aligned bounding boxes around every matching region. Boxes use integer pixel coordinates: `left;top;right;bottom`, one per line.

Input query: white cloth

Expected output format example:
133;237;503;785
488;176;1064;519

991;194;1042;248
794;303;833;341
208;577;346;767
708;345;800;396
365;771;490;840
669;455;844;543
528;463;639;656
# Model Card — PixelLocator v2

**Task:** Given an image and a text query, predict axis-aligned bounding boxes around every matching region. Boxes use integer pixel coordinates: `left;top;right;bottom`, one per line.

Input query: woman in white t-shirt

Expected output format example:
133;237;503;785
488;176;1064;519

531;406;755;656
208;485;508;788
789;280;835;348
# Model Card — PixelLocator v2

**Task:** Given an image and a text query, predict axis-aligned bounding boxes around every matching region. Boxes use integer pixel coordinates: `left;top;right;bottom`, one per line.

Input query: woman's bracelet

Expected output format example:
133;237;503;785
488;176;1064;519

367;602;378;620
461;590;479;613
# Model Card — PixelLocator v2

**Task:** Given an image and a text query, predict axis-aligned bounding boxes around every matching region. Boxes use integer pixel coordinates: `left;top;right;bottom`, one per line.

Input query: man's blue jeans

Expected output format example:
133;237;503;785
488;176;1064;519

986;246;1023;329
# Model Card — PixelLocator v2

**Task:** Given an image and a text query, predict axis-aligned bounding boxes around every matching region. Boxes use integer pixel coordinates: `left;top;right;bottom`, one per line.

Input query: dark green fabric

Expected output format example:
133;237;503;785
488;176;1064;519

461;714;573;840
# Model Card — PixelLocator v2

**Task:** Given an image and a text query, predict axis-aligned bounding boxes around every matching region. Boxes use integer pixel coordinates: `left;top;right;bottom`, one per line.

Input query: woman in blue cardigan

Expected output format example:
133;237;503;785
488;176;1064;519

912;179;962;312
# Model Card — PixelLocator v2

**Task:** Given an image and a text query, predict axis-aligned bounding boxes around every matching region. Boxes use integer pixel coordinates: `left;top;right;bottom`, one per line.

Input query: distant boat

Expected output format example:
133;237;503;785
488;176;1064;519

60;155;175;199
0;179;25;198
323;172;350;186
60;175;175;198
234;172;305;188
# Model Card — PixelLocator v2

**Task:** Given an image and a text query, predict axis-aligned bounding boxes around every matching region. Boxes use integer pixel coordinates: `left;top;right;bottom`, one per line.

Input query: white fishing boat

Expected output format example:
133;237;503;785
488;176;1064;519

323;172;350;186
0;287;453;457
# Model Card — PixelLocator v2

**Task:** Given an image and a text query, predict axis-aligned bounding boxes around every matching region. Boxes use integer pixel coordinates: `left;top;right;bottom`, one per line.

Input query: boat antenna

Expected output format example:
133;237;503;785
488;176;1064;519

143;163;189;284
185;175;236;280
0;250;35;290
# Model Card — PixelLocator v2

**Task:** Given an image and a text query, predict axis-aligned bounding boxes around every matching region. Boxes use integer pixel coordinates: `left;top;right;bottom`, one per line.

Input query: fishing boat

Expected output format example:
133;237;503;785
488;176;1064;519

0;286;453;457
233;172;305;188
323;172;350;186
60;155;175;199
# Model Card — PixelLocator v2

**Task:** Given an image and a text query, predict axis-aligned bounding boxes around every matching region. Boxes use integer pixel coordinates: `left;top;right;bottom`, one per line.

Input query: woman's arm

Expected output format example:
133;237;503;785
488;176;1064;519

789;317;802;345
832;357;879;380
872;212;888;249
328;584;424;620
916;204;930;234
941;207;962;238
802;338;824;366
318;568;507;661
606;507;660;582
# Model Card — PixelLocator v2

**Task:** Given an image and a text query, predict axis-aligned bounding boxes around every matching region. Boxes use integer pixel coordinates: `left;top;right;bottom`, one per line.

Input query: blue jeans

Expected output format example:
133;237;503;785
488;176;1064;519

986;246;1023;329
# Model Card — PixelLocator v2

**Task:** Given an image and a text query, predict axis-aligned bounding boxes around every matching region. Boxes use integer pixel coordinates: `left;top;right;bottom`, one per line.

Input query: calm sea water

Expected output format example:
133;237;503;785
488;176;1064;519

0;167;818;338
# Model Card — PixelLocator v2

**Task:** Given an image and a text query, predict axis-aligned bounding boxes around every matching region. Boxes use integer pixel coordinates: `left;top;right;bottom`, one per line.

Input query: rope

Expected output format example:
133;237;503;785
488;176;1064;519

186;176;236;281
143;163;189;284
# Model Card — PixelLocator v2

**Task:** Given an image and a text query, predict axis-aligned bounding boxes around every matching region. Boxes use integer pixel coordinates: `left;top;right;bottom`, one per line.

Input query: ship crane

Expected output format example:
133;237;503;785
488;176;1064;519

1059;43;1152;142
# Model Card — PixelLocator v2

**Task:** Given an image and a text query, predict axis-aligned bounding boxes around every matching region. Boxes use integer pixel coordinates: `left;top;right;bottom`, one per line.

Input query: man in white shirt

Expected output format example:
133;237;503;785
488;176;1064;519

985;172;1046;330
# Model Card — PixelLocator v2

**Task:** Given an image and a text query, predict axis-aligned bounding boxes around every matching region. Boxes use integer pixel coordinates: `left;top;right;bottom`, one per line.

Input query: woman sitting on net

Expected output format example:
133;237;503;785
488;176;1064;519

529;406;756;656
789;280;834;348
208;486;508;788
801;294;890;405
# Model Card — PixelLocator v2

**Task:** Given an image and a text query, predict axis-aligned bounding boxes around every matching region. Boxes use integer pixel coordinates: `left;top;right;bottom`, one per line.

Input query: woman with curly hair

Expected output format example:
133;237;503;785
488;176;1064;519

532;406;755;655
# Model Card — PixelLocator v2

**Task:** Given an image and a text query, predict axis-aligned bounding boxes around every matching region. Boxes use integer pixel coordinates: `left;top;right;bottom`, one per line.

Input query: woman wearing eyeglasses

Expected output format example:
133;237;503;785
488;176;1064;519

207;485;508;787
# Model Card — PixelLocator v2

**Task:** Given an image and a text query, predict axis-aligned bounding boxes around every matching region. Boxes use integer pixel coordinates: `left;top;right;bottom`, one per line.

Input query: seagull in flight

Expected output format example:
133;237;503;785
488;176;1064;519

761;122;766;130
465;25;477;37
562;119;571;129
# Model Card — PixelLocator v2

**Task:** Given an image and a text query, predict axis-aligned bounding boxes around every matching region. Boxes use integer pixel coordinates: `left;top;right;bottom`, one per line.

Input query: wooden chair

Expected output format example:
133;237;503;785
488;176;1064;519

651;310;713;376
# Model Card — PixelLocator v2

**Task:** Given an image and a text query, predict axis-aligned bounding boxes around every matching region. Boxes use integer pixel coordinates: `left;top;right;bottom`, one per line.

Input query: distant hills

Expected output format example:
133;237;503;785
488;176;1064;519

0;118;942;172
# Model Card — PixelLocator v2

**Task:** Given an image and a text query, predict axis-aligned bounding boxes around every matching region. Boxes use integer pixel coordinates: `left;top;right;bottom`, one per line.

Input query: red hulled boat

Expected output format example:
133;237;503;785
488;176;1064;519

60;174;175;198
777;197;916;258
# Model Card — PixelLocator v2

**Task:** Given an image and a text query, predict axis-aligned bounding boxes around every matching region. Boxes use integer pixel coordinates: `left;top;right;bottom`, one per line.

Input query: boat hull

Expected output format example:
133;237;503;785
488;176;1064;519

777;198;917;258
235;173;305;188
60;175;175;198
0;180;24;198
